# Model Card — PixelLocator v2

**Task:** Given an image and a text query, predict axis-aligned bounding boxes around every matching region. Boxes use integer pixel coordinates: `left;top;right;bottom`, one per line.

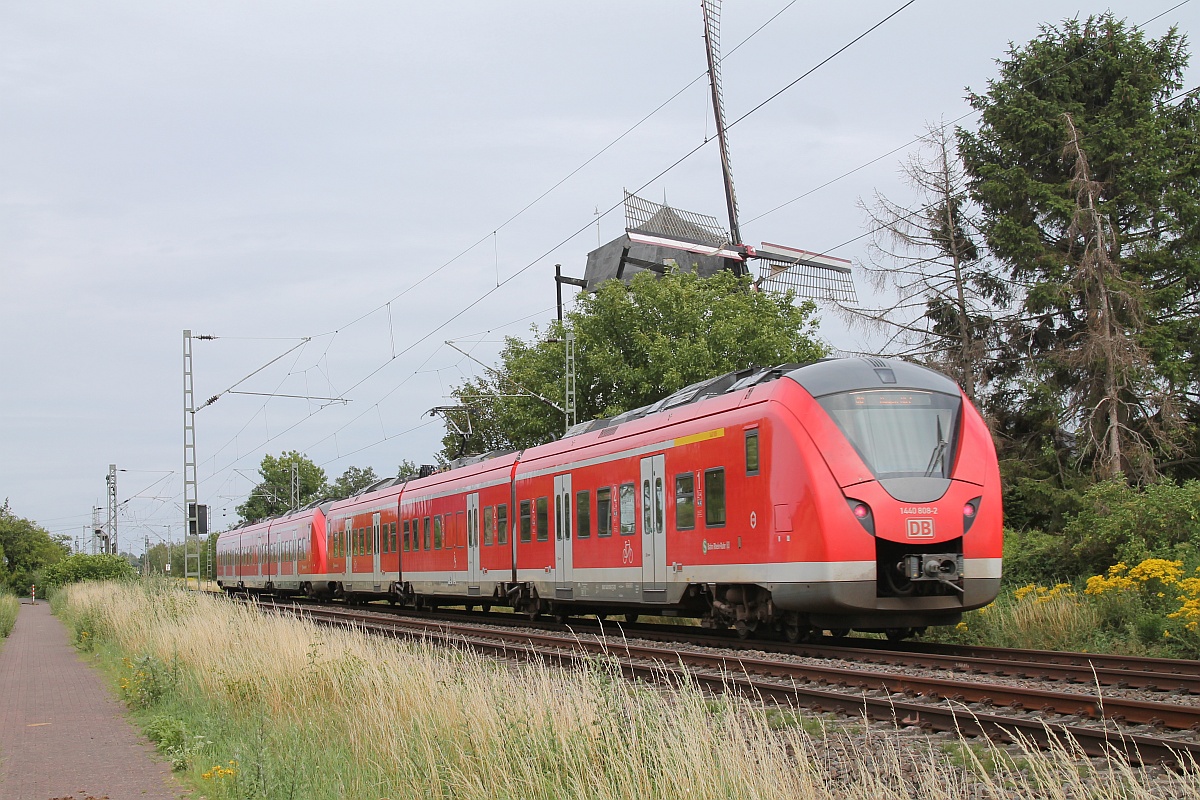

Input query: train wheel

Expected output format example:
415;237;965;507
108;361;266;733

734;620;757;640
624;613;639;624
885;627;912;642
783;623;806;644
481;603;492;613
553;609;570;624
526;597;542;620
826;628;850;640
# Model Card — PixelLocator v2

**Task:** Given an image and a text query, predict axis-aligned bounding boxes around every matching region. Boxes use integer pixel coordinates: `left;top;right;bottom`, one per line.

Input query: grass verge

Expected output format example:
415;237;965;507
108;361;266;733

0;592;18;638
56;580;1200;800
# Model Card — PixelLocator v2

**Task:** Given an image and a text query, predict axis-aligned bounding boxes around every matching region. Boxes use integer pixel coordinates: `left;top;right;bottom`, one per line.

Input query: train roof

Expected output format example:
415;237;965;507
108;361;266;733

785;356;960;398
561;363;807;439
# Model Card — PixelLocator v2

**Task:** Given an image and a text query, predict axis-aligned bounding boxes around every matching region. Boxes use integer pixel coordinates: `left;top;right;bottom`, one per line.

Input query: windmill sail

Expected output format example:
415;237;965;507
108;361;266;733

702;0;743;261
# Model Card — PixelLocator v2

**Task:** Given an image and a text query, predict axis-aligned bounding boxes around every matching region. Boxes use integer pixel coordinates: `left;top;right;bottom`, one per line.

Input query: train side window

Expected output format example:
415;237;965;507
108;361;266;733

536;497;549;542
705;468;726;527
403;520;410;552
642;479;651;532
675;474;695;529
520;500;532;543
555;495;562;541
745;429;760;475
619;483;636;535
388;523;397;553
655;477;663;532
433;516;443;549
576;491;591;539
423;517;431;550
498;504;509;545
597;488;612;537
483;505;494;546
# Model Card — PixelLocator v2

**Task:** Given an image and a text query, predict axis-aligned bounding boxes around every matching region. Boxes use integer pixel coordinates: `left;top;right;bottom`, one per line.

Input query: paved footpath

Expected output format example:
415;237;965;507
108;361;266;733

0;601;186;800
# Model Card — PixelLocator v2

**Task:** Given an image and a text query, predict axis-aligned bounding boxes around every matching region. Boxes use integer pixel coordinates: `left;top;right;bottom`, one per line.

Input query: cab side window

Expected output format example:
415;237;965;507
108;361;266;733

745;429;760;475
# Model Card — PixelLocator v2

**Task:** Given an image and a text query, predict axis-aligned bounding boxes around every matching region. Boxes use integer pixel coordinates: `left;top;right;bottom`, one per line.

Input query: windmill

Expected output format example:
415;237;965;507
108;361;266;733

580;1;856;304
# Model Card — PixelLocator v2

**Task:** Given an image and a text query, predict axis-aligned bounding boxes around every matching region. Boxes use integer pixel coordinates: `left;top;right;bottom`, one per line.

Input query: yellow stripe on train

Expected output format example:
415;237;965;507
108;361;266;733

673;428;725;448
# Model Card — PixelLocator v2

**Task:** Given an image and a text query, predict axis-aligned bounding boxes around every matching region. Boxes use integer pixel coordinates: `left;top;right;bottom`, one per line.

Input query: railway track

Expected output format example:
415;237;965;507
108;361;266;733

232;595;1200;767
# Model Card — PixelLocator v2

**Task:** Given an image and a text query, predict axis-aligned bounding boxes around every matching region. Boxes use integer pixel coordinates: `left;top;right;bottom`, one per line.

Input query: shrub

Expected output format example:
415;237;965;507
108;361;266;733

1001;528;1072;586
118;652;176;709
1062;480;1200;574
41;554;136;586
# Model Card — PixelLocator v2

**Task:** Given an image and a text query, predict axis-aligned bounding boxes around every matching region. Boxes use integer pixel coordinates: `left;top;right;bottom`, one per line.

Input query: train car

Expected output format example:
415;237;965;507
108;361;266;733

497;357;1000;639
325;482;405;600
216;503;329;595
219;357;1001;640
395;453;519;607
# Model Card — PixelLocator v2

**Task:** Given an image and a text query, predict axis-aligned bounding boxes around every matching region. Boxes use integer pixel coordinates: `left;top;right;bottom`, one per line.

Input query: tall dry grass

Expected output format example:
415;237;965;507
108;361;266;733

959;591;1105;651
0;592;17;638
57;581;1200;800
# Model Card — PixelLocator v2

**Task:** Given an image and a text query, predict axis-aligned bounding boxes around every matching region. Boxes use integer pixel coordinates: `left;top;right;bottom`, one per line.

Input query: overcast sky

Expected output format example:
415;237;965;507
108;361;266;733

2;1;1195;552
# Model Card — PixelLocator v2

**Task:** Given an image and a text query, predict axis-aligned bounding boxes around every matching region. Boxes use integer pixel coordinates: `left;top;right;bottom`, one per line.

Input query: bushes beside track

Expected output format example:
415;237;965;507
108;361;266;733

40;553;137;588
933;479;1200;657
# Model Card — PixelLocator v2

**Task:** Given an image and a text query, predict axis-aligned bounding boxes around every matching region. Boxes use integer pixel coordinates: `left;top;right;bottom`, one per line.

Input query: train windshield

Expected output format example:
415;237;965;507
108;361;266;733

817;390;961;480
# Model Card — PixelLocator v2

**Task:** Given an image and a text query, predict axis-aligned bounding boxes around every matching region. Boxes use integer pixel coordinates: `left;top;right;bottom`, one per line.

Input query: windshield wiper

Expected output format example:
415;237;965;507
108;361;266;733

923;417;947;477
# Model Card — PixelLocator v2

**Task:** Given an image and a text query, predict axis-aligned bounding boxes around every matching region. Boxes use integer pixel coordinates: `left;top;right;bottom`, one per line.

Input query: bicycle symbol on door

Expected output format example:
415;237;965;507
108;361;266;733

621;541;634;565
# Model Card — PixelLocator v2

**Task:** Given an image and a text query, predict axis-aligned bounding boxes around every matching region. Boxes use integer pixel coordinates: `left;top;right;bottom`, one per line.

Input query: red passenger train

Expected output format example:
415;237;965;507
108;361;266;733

216;358;1002;640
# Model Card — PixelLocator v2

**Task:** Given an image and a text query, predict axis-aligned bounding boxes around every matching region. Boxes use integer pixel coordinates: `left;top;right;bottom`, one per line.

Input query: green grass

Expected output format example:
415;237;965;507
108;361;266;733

54;580;1200;800
0;592;18;639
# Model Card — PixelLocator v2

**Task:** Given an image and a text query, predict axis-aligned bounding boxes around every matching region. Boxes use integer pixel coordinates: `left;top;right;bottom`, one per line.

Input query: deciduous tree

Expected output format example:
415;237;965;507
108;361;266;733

235;451;327;523
328;466;380;500
439;270;825;459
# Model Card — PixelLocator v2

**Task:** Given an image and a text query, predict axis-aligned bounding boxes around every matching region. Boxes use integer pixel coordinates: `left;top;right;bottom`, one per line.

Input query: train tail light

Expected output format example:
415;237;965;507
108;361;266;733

846;499;875;536
963;497;982;533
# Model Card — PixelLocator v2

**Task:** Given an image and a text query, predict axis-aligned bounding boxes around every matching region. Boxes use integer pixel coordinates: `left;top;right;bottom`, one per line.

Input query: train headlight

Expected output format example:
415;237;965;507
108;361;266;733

846;499;874;535
963;497;982;533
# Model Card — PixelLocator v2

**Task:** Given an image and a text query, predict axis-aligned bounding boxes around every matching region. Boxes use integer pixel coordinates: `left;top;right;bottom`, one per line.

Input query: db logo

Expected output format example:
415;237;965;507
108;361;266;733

622;541;635;564
906;518;935;539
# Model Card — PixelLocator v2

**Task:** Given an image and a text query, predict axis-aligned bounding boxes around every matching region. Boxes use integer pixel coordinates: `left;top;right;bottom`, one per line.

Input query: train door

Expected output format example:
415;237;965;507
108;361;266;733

553;474;573;592
639;454;667;598
342;519;352;582
372;513;382;591
466;493;480;592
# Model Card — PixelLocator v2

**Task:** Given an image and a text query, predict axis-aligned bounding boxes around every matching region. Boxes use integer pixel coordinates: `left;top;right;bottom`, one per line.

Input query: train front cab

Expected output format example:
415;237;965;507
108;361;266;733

765;358;1002;634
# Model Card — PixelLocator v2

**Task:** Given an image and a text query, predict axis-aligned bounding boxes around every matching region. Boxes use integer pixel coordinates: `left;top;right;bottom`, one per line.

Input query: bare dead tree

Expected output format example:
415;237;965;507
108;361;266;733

1060;113;1177;480
841;123;1010;403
